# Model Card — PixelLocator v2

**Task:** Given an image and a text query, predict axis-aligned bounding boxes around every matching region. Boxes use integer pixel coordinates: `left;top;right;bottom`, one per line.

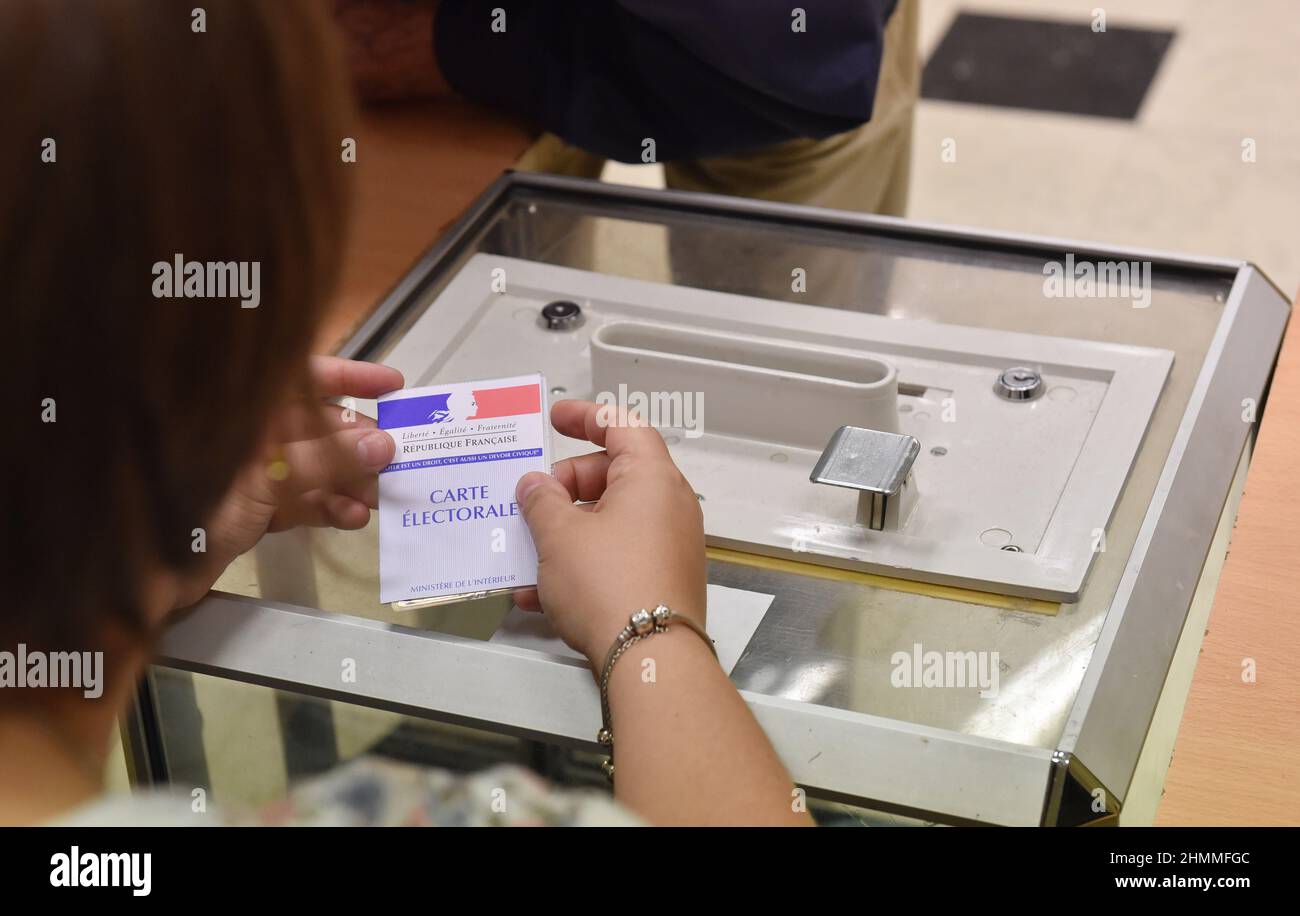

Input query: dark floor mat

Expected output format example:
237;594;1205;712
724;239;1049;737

922;12;1175;119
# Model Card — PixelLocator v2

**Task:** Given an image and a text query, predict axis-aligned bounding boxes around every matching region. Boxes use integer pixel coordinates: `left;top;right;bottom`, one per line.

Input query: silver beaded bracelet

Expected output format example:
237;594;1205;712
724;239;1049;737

596;604;717;783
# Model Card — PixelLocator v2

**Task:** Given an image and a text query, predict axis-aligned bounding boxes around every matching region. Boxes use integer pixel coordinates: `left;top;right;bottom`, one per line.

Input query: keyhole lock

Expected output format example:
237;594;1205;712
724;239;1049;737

994;366;1044;401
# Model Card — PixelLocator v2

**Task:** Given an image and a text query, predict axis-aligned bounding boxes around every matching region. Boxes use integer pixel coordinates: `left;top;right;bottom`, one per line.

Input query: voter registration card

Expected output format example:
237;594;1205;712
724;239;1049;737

377;373;549;607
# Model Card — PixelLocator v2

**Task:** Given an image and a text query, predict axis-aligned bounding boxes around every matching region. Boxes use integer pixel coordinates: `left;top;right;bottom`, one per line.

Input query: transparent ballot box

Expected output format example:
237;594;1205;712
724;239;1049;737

127;174;1291;825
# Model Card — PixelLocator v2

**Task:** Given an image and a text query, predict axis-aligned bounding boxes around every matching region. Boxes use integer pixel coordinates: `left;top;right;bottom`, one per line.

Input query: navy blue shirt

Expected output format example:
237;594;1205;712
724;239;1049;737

435;1;897;163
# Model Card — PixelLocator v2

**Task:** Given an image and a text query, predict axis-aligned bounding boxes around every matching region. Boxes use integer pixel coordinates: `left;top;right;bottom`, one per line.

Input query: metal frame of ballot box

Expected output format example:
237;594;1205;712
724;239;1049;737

123;173;1292;826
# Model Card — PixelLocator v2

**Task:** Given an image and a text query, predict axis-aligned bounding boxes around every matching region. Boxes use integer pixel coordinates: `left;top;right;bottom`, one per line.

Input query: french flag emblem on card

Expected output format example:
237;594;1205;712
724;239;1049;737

377;373;549;606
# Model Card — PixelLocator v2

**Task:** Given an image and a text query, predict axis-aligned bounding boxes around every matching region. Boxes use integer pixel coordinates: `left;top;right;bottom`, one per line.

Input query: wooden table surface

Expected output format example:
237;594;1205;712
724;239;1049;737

319;99;534;351
333;101;1298;826
1156;293;1299;826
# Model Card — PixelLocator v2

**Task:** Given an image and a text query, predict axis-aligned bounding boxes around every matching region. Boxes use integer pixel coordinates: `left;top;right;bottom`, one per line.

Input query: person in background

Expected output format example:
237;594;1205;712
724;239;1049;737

335;0;920;215
1;0;810;827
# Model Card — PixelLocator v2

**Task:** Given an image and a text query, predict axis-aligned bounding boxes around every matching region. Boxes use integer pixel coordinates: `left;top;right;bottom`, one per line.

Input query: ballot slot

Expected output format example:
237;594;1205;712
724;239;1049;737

380;255;1174;601
590;320;901;450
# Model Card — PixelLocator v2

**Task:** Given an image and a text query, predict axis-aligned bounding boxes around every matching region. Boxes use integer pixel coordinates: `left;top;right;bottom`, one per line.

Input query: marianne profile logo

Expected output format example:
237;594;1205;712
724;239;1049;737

379;383;542;430
425;393;454;424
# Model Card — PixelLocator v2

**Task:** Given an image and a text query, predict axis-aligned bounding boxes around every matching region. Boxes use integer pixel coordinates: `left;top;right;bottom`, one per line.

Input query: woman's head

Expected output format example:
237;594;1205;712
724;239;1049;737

2;0;355;657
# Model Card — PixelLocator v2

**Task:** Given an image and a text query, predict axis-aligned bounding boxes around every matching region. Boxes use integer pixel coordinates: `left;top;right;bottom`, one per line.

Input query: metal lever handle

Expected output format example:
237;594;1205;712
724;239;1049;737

810;426;920;531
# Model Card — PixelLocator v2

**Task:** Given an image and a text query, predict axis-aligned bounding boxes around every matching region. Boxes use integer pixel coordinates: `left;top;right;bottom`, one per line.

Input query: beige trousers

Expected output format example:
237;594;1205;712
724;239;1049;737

513;0;920;216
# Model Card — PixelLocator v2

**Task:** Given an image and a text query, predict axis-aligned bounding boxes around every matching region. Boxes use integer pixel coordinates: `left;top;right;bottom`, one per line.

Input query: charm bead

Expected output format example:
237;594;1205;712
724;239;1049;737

631;608;654;635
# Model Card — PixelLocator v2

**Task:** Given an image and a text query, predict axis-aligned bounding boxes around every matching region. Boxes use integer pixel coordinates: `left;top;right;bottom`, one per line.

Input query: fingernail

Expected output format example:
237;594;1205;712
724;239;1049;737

357;431;390;469
516;472;544;503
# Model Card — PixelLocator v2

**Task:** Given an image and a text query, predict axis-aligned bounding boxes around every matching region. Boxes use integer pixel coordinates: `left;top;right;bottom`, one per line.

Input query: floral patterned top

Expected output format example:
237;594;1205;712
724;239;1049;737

55;758;642;827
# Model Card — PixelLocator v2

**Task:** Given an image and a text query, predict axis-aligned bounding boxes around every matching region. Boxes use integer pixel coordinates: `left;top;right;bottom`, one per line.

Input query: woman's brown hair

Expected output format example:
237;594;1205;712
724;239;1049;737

1;0;356;654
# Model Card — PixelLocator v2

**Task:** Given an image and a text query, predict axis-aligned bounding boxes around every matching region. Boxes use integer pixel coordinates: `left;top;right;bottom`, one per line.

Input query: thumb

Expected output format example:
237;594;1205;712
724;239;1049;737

516;471;576;549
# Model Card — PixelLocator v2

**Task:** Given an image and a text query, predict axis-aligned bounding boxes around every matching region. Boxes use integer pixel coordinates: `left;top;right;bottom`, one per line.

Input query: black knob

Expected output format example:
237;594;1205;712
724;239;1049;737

541;300;582;330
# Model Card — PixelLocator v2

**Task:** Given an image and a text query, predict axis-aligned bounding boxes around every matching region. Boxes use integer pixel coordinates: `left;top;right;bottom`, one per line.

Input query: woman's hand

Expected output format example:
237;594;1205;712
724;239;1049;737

514;400;810;826
513;399;707;666
172;355;404;609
